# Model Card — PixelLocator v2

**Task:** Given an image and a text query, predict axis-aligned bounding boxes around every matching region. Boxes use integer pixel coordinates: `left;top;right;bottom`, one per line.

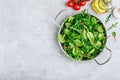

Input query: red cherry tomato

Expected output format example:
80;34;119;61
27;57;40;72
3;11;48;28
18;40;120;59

80;1;86;6
73;0;79;3
73;4;80;10
67;1;74;7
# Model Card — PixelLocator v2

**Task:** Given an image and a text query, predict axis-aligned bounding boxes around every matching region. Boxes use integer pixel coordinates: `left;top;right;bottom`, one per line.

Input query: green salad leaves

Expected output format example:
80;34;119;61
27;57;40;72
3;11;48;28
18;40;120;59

58;9;106;60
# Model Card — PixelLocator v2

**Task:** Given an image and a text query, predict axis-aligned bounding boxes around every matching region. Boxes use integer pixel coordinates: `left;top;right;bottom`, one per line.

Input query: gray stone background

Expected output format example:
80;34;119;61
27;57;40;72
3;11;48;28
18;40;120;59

0;0;120;80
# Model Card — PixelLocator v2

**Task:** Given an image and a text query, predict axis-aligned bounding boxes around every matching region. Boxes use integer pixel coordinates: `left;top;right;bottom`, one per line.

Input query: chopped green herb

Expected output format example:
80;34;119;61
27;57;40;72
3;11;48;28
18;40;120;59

105;14;111;23
108;22;119;31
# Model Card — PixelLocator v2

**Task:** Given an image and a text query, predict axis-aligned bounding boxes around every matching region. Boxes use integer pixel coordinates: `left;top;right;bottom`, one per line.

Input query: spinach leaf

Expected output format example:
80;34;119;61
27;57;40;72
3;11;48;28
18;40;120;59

98;33;105;40
58;34;65;43
74;39;82;46
87;32;95;43
97;25;104;33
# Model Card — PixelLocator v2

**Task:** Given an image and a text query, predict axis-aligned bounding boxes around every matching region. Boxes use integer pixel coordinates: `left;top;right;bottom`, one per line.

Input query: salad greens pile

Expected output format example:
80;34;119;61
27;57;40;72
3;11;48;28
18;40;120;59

58;9;107;60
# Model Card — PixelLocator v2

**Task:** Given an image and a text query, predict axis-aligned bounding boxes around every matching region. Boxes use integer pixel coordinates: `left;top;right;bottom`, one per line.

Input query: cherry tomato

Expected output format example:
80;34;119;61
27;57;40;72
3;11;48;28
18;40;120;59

80;1;86;6
73;4;80;10
73;0;79;3
67;1;74;7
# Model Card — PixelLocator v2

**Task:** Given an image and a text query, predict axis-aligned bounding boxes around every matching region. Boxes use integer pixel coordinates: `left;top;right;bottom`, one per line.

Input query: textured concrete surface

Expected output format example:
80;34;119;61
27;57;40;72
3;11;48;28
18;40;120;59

0;0;120;80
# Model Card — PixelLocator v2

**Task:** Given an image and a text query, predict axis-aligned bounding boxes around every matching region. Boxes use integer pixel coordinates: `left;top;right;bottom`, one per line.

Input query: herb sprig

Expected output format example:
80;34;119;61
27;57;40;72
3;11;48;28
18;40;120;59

108;22;119;31
105;14;112;23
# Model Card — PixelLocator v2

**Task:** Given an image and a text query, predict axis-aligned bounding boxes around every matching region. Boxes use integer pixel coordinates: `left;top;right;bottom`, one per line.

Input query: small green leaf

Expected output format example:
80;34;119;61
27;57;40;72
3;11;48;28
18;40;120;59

81;38;86;46
74;39;82;46
97;25;104;33
112;31;116;41
112;32;116;37
87;48;95;56
65;23;71;27
95;41;102;47
79;50;84;55
68;27;82;34
73;47;76;55
98;33;104;40
64;28;70;35
58;34;65;43
92;17;98;24
68;16;75;22
83;29;87;39
87;32;94;43
82;46;92;53
69;42;74;48
73;47;84;59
